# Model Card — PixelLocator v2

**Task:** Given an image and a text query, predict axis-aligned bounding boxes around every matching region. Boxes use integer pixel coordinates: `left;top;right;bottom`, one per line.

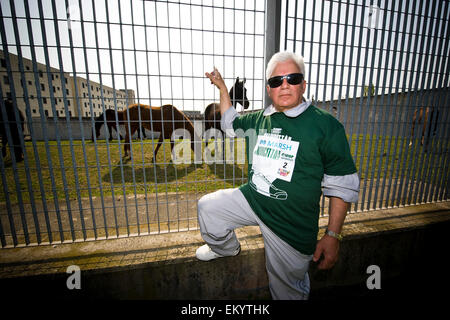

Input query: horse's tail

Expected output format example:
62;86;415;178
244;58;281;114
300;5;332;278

122;106;133;155
117;109;125;124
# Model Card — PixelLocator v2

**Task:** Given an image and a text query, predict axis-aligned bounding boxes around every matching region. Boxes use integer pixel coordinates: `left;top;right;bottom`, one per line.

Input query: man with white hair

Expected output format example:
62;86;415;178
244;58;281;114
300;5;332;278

197;51;360;300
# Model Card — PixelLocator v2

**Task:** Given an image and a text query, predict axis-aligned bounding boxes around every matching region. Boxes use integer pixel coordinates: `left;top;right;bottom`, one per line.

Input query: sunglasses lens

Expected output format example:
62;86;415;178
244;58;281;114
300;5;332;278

268;77;283;88
268;73;303;88
287;73;303;85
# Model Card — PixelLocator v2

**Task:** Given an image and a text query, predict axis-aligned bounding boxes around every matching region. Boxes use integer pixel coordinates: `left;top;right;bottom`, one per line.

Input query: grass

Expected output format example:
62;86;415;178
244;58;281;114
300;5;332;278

349;134;449;181
0;138;248;203
1;134;448;204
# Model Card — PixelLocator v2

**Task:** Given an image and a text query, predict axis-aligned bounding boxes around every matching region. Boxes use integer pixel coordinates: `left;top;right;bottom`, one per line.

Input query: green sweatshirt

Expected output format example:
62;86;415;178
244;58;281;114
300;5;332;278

233;105;356;255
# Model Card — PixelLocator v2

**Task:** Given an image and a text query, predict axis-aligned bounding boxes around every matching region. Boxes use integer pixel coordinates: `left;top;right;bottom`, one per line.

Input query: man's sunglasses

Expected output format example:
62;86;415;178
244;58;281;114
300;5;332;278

267;73;304;88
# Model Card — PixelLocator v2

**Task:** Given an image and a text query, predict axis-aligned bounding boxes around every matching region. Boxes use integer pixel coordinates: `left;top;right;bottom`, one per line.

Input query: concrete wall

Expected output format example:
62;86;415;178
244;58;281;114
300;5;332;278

27;118;207;141
1;203;448;300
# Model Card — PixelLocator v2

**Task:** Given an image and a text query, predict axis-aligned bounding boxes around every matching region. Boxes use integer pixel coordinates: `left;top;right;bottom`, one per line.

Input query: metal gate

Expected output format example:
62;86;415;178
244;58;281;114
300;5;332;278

0;0;449;247
281;0;450;212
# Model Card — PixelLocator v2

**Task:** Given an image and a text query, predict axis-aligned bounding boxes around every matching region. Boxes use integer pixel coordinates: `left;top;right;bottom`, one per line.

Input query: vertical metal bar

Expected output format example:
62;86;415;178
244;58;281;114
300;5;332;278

19;1;49;247
292;0;298;53
319;1;335;215
359;2;382;212
337;1;351;178
283;0;289;51
211;0;222;209
0;99;9;247
113;0;134;235
431;95;449;202
354;3;374;212
372;0;401;210
420;0;442;203
154;0;169;233
413;0;439;204
348;3;366;212
329;0;341;116
101;0;122;238
142;0;160;234
335;0;358;211
89;0;109;239
429;1;450;202
365;0;388;210
411;2;436;204
439;6;450;201
440;89;450;200
127;0;143;234
402;2;424;204
301;0;307;55
165;0;181;232
50;0;86;241
77;0;111;238
37;0;75;242
8;0;42;243
402;0;430;206
201;0;207;203
23;0;64;244
315;0;324;104
342;2;359;212
307;0;315;100
264;0;281;107
136;0;152;234
191;0;200;232
0;88;18;246
392;0;422;208
366;0;396;210
64;0;98;240
177;0;188;230
0;5;30;245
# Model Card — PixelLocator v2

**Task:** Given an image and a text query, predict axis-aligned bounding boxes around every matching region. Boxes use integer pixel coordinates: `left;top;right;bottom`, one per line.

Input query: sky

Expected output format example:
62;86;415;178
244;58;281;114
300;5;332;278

281;0;449;103
1;0;266;112
1;0;448;112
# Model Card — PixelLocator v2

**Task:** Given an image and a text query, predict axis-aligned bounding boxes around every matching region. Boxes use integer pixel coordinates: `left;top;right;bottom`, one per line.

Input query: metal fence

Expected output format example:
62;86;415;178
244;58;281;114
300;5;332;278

281;0;450;212
0;0;448;248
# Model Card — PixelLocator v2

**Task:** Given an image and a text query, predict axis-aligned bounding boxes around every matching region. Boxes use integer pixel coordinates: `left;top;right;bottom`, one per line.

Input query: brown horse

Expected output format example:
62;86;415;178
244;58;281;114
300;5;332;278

122;104;197;161
410;107;439;147
92;109;147;141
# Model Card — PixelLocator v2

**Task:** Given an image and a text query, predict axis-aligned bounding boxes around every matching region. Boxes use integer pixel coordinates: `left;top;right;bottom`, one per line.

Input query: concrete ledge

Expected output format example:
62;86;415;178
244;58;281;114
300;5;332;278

0;201;449;299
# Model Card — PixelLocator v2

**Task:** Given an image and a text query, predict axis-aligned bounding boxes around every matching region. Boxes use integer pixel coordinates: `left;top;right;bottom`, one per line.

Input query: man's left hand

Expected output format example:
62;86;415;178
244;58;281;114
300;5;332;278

312;235;340;270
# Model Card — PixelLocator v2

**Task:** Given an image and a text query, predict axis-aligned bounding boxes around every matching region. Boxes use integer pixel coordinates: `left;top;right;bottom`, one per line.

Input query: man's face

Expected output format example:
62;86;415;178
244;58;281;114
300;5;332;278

266;59;306;112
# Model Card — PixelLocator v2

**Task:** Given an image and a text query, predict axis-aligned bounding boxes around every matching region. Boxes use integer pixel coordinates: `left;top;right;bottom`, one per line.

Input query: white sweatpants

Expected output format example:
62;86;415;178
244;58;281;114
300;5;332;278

197;188;313;300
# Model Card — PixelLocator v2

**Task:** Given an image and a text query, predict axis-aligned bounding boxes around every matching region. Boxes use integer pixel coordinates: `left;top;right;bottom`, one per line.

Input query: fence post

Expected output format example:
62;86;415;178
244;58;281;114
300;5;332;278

264;0;282;108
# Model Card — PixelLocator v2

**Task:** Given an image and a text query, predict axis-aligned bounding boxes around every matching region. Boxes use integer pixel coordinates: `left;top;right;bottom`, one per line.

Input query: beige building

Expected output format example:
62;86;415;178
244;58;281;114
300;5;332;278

0;50;135;119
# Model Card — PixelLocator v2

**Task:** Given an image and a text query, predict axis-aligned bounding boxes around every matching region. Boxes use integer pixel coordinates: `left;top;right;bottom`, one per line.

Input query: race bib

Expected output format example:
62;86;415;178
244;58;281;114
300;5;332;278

252;130;299;182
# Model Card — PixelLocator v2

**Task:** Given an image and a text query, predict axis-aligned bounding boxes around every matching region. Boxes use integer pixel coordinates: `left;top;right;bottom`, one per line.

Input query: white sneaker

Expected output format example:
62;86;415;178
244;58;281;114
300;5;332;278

195;244;240;261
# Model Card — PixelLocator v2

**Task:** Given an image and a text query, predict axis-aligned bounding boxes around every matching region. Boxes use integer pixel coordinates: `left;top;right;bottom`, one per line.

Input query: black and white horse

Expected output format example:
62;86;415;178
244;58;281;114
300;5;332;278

204;77;249;154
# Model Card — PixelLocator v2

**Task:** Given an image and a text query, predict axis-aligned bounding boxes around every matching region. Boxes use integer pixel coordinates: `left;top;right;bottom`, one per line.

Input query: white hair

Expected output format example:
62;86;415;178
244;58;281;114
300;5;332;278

266;51;305;80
